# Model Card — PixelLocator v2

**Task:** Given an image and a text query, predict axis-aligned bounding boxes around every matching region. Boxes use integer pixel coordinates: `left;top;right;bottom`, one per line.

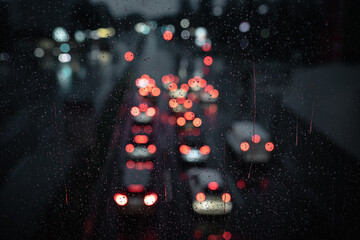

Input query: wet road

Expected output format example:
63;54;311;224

1;29;359;240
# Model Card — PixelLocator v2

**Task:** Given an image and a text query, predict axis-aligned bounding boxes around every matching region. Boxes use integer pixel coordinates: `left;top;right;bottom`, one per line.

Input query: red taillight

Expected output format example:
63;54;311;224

114;193;128;206
144;193;158;206
151;87;161;97
135;162;144;170
139;87;148;96
180;84;189;92
134;135;149;144
240;142;249;151
209;89;219;98
265;142;274;152
130;107;140;116
126;160;135;169
168;83;177;91
126;144;134;153
179;145;191;154
193;118;202;127
184;111;195;121
169;99;178;108
199;145;211;155
196;192;206;202
124;52;134;62
146;107;156;117
252;134;261;143
163;31;173;41
177;117;186;126
203;56;213;66
132;125;141;134
143;125;153;134
147;144;157;154
183;99;193;109
223;231;232;240
127;184;144;193
208;181;219;191
139;103;148;112
222;193;231;203
204;84;214;93
145;161;154;170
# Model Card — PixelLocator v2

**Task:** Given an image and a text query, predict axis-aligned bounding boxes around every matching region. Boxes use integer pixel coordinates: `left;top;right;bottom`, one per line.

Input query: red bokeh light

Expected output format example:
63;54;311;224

203;56;213;66
124;52;134;62
265;142;274;152
240;142;250;151
208;181;219;190
252;134;261;143
196;192;206;202
163;31;173;41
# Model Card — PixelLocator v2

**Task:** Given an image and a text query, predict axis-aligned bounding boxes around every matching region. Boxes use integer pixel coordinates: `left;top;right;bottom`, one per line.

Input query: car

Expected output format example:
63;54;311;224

226;120;274;163
186;168;233;215
125;131;157;160
130;103;157;124
113;168;158;214
178;135;210;165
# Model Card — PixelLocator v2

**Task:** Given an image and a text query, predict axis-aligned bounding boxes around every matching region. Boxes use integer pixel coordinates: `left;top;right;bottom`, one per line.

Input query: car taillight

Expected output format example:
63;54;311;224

177;117;186;126
265;142;274;152
147;144;156;154
199;145;211;155
126;144;134;153
208;181;219;191
144;193;158;206
192;118;202;127
114;193;128;206
240;142;249;151
252;134;261;143
127;184;144;193
146;107;156;117
130;107;140;116
179;145;191;154
196;192;206;202
134;135;148;144
222;193;231;203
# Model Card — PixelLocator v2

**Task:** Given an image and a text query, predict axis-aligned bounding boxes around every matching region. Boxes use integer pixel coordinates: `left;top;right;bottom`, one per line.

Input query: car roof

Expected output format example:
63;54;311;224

231;121;270;140
122;168;151;187
187;168;224;188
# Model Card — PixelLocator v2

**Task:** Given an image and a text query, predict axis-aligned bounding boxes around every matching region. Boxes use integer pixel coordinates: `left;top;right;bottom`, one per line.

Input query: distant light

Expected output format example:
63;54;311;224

194;27;207;39
223;231;232;240
131;107;140;116
97;27;116;38
180;83;189;92
213;6;223;16
183;99;193;109
200;145;211;155
181;30;190;40
258;4;269;15
177;117;186;126
222;193;231;203
240;142;250;151
52;27;70;43
146;107;156;117
202;43;211;52
134;135;148;144
60;43;70;53
148;21;157;30
193;118;202;127
34;48;44;58
240;38;249;48
151;87;161;97
180;145;191;154
126;160;135;169
208;181;219;191
180;19;190;28
196;192;206;202
168;83;177;91
165;24;175;33
210;89;219;99
127;184;144;193
184;112;195;121
163;31;173;41
144;125;153;134
147;144;157;154
58;53;71;63
145;161;154;170
252;134;261;143
124;51;134;62
74;30;85;43
114;193;128;206
126;144;135;153
144;193;158;206
203;56;213;66
261;28;270;38
239;21;250;33
237;180;246;189
169;99;178;108
265;142;274;152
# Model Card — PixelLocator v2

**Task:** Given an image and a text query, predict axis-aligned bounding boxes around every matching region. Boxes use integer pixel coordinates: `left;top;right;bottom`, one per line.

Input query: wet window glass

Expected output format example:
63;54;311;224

1;0;360;239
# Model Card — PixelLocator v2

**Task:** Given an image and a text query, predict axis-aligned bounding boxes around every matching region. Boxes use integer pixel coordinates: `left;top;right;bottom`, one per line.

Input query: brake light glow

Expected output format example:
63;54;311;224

199;145;211;155
177;117;186;126
131;107;140;116
127;184;144;193
147;144;157;154
208;181;219;190
196;192;206;202
146;107;156;117
193;118;202;127
240;142;249;151
126;144;135;153
252;134;261;143
114;193;128;206
144;193;158;206
179;145;191;154
222;193;231;203
126;160;135;169
134;135;149;144
265;142;274;151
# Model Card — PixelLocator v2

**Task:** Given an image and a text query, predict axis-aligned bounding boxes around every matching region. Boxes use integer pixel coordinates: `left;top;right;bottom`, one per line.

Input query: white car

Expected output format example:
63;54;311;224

186;168;233;215
226;121;274;163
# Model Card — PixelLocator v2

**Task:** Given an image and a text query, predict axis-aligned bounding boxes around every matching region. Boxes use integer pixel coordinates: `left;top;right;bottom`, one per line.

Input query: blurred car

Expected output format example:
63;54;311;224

125;131;157;160
130;103;157;124
186;168;233;215
226;121;274;163
178;135;210;165
114;168;158;214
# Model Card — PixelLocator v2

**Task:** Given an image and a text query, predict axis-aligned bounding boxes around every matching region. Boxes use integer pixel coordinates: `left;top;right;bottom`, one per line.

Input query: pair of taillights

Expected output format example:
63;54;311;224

195;192;231;203
114;192;158;206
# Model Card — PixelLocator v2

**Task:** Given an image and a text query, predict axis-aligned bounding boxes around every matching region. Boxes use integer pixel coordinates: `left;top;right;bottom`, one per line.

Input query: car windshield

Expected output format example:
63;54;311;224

1;0;360;239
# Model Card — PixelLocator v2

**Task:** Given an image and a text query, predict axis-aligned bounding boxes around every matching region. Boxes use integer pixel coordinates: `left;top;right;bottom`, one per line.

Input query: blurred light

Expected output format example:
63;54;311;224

145;161;154;170
114;193;128;206
168;83;177;91
151;87;161;96
144;193;158;206
194;27;207;39
202;43;211;52
131;106;140;116
200;145;211;155
180;145;191;154
74;30;85;42
258;4;269;15
240;38;249;49
181;30;190;40
168;115;176;125
169;99;178;108
134;135;148;144
58;53;71;63
126;144;135;153
204;85;214;93
265;142;274;152
147;144;157;154
165;24;175;33
135;162;144;170
237;180;246;189
34;48;44;58
183;99;193;109
127;184;144;193
139;103;148;112
148;21;157;30
196;193;206;202
223;231;232;240
163;31;173;41
239;22;250;33
146;107;156;117
208;181;219;190
203;56;213;66
132;125;141;134
222;193;231;203
180;84;189;92
193;118;202;127
144;125;153;134
97;27;115;38
56;64;72;91
240;142;250;151
124;51;134;62
261;28;270;38
252;134;261;143
184;112;195;121
180;19;190;28
213;6;223;16
52;27;69;43
126;160;135;169
177;117;186;126
60;43;70;53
